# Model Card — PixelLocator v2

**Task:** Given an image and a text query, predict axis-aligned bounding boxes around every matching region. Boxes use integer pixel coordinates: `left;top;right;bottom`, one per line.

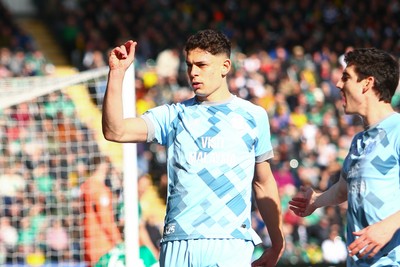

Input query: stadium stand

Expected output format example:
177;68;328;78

1;0;400;266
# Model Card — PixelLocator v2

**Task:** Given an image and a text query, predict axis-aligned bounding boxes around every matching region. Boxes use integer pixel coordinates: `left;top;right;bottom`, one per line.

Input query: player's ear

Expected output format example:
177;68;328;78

362;76;374;93
221;58;231;77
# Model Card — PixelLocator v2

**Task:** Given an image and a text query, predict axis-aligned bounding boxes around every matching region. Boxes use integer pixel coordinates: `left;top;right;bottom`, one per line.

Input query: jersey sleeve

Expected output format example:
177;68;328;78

141;105;172;145
254;106;274;162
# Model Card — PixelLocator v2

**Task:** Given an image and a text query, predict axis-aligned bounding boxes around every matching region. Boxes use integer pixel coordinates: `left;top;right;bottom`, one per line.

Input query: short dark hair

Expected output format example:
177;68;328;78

344;48;400;102
185;29;231;58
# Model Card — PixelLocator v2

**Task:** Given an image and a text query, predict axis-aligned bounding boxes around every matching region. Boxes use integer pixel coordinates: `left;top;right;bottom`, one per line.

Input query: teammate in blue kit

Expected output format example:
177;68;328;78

289;47;400;266
102;29;284;267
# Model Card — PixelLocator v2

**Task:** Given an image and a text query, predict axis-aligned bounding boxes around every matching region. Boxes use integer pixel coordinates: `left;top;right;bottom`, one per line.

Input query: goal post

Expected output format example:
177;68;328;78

0;66;141;266
121;63;140;266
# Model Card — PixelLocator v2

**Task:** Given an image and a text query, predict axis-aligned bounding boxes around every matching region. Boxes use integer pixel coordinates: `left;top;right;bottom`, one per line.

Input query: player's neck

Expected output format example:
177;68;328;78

363;103;395;129
196;87;232;103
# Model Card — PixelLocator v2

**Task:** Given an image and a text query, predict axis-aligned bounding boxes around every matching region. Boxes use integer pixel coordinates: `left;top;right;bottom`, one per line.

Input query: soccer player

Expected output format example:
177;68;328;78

289;48;400;266
102;29;284;267
80;157;123;266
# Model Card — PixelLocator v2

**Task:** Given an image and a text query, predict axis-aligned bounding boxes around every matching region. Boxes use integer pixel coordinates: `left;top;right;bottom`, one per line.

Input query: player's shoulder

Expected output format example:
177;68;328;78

381;112;400;131
231;96;267;114
179;97;197;107
144;97;196;115
161;97;197;111
389;112;400;123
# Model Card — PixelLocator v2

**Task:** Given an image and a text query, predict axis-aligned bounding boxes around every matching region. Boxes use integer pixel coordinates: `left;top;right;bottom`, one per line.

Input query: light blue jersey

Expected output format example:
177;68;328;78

142;95;273;244
342;112;400;266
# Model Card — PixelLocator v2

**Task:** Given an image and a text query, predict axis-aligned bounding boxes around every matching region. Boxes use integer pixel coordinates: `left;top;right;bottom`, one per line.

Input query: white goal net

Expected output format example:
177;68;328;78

0;66;143;267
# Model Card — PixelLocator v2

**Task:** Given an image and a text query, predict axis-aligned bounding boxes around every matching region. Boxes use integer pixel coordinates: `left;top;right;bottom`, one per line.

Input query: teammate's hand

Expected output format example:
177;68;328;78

348;221;392;259
288;186;316;217
108;40;137;71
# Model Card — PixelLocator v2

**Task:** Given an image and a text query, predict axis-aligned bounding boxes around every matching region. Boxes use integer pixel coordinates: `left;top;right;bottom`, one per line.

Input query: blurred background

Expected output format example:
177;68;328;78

1;0;400;266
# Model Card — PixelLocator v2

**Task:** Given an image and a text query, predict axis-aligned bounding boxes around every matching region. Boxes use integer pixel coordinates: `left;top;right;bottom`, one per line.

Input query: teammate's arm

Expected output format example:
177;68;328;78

289;174;347;217
102;40;148;143
251;160;284;267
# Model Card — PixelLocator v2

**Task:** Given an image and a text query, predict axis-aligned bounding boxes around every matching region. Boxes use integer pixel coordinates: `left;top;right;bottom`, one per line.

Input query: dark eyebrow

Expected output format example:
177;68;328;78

186;60;208;65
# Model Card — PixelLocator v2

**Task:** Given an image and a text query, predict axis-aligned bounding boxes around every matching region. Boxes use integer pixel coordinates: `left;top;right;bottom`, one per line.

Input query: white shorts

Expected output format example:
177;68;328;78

159;238;254;267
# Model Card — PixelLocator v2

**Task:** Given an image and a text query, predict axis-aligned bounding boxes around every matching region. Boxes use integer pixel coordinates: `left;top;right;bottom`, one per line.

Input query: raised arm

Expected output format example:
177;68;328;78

102;40;148;143
251;161;285;267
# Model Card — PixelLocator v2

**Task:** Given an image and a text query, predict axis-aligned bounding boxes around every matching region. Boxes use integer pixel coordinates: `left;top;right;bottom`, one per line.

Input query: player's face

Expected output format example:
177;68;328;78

336;65;366;115
186;48;229;101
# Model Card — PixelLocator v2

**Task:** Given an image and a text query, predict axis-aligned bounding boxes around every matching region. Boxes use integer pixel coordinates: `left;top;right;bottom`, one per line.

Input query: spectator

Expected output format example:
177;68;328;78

45;219;69;262
17;217;35;255
155;48;180;79
0;163;26;217
273;161;296;189
321;225;347;264
0;216;18;262
306;217;331;246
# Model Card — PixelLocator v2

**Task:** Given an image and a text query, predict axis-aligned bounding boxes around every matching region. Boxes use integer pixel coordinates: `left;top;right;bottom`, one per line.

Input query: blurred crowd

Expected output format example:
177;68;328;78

0;3;53;78
32;0;400;70
1;0;400;266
